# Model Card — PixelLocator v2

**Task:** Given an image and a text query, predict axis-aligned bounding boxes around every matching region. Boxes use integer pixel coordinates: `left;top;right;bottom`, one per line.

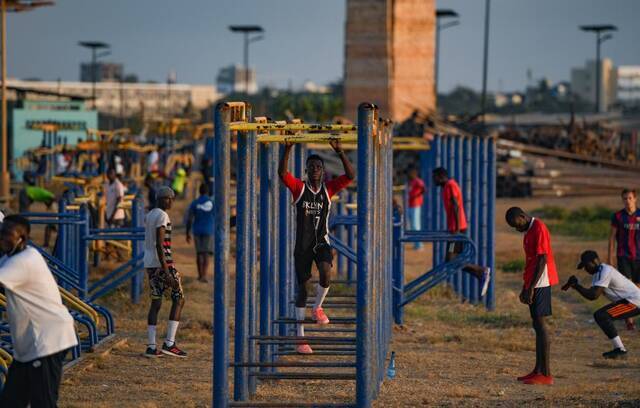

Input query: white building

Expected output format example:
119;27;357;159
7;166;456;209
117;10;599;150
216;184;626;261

216;65;258;95
6;78;221;120
570;59;617;112
617;66;640;108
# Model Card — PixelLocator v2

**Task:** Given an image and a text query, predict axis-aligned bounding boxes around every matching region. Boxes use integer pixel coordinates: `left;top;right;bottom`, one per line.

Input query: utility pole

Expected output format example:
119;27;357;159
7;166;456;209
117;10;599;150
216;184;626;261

480;0;491;125
0;0;53;202
78;41;110;109
434;9;460;100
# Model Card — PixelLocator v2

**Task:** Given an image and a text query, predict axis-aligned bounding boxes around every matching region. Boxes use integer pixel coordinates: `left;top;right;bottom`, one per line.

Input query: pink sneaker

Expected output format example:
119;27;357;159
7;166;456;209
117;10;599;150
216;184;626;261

296;343;313;354
312;307;330;324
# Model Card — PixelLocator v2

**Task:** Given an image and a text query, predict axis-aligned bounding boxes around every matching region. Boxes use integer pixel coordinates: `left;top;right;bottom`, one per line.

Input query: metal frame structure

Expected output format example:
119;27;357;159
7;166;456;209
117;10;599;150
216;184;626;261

212;102;394;407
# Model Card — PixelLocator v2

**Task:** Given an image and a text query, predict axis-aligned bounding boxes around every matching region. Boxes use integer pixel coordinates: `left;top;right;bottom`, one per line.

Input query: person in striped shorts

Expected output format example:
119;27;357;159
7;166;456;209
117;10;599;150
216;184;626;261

564;250;640;359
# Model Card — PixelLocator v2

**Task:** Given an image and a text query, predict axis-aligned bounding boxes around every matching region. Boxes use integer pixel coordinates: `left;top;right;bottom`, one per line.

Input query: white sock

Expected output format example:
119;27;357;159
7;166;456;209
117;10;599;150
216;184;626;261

611;336;626;351
314;284;330;309
165;320;180;346
296;307;305;337
147;325;157;349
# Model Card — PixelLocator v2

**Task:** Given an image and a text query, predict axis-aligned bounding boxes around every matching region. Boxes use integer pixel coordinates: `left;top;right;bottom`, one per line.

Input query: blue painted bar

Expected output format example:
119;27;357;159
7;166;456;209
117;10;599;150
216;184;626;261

258;143;272;371
356;103;374;407
247;126;258;395
462;137;472;301
486;137;496;310
233;127;251;401
213;103;231;408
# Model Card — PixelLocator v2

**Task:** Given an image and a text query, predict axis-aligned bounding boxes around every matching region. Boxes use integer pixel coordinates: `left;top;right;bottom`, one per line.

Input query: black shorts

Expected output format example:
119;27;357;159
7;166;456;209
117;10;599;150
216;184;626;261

194;234;213;255
446;229;468;256
294;244;333;284
529;286;552;319
0;349;67;407
617;257;640;284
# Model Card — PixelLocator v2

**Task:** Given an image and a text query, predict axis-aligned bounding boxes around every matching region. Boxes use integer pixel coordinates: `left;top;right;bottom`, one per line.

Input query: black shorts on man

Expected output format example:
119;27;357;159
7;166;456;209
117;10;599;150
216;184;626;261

529;286;552;319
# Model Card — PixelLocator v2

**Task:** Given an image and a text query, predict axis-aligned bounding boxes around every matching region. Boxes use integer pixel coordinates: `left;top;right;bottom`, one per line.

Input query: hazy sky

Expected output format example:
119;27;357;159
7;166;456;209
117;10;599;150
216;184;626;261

8;0;640;92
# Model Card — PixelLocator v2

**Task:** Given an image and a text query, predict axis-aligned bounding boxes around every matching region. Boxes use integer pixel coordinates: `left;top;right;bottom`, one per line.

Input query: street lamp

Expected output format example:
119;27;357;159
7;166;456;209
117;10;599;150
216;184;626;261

435;9;459;98
0;0;54;201
579;24;617;113
229;25;264;95
78;41;110;109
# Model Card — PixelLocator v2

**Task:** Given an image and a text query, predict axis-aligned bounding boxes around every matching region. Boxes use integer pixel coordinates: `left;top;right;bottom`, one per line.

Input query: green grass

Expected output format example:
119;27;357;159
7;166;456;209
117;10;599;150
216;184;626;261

532;205;613;240
500;259;525;273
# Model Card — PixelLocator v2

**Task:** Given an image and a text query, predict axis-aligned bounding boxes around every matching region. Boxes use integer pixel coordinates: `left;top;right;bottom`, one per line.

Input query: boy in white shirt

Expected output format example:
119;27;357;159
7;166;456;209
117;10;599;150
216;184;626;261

0;215;78;406
143;186;186;358
564;250;640;359
105;167;126;227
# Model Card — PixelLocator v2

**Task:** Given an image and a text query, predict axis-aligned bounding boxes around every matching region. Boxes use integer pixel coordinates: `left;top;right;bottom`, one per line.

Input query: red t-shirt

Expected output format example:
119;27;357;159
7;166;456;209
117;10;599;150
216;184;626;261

523;218;559;289
442;179;467;232
408;178;425;208
281;172;352;201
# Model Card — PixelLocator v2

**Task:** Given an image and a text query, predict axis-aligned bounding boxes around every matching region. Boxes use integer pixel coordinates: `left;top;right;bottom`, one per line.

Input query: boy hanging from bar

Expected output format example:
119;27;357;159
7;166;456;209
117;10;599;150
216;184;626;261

278;139;355;354
432;167;491;296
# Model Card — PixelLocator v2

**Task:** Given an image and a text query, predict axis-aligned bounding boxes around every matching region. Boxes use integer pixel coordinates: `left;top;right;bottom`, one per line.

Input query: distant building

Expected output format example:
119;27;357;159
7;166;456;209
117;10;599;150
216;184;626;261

617;66;640;108
302;80;330;94
6;78;221;120
494;92;524;108
216;65;257;95
80;62;124;82
570;59;617;112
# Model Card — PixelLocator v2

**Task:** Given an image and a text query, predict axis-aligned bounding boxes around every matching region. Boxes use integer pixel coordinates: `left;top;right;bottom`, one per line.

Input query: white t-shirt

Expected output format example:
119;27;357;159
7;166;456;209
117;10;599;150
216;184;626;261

0;247;78;362
105;179;126;221
147;151;159;172
144;208;171;268
55;153;69;174
592;263;640;307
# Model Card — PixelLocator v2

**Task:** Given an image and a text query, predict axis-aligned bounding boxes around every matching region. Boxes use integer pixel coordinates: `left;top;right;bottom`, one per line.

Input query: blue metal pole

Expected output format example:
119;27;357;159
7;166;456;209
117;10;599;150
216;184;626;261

486;137;496;310
356;103;374;407
470;136;480;303
131;197;141;304
432;135;442;269
233;126;251;401
462;137;472;301
213;103;231;408
78;204;90;298
278;144;290;339
347;190;355;282
453;136;462;295
258;143;271;370
247;127;258;395
478;137;488;303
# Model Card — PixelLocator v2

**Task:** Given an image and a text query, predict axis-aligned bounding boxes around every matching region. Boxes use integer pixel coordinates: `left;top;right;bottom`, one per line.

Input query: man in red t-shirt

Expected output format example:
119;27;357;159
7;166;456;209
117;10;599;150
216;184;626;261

407;167;426;249
279;140;355;354
506;206;558;385
432;167;491;297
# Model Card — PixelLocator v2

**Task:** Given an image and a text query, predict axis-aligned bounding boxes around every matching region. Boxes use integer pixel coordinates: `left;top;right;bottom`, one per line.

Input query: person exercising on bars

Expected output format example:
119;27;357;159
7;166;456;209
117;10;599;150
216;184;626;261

279;140;355;354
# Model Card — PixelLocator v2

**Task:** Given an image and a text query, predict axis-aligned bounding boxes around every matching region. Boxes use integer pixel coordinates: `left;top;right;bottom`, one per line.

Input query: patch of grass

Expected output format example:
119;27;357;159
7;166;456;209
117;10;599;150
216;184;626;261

550;219;610;241
500;259;524;273
465;313;530;329
533;205;614;240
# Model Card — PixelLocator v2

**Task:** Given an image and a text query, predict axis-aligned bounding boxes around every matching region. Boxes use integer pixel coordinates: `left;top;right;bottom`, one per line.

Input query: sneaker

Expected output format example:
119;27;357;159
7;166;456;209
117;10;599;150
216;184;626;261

312;307;330;325
625;318;636;331
161;342;187;358
516;370;538;382
143;346;162;358
602;348;628;359
296;343;313;354
480;268;491;298
523;374;554;385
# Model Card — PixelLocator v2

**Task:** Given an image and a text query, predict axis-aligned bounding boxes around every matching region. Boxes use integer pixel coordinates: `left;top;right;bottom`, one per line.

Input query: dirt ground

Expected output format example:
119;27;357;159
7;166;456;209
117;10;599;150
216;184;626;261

58;194;640;407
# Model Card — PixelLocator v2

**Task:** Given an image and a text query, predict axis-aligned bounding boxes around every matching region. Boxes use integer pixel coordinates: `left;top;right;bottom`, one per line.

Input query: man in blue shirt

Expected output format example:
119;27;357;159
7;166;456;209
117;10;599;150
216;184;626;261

185;184;214;282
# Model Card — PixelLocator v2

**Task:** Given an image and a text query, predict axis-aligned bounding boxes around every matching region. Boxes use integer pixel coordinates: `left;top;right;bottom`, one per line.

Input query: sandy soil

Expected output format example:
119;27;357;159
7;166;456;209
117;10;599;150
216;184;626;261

58;194;640;407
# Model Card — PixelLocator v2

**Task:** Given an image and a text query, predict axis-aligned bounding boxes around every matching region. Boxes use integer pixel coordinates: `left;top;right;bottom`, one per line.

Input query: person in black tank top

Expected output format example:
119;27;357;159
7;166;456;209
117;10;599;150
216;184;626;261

279;140;355;354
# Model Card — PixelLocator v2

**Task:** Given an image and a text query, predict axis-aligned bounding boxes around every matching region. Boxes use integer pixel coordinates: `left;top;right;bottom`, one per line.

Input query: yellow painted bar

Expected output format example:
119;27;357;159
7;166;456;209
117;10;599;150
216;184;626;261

257;134;358;143
52;176;87;185
345;203;358;210
393;185;406;192
230;123;357;132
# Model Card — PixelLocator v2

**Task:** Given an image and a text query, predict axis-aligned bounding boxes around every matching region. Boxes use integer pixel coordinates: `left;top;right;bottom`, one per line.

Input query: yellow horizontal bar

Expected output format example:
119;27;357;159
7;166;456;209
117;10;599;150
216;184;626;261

393;185;406;192
257;134;358;143
66;205;80;211
345;203;357;210
230;123;357;132
392;144;430;151
52;176;87;185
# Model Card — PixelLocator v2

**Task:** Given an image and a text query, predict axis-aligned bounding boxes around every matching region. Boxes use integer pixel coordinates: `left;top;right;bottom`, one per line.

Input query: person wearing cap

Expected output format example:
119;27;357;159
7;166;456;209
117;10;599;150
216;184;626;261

505;206;558;385
564;250;640;359
143;186;187;358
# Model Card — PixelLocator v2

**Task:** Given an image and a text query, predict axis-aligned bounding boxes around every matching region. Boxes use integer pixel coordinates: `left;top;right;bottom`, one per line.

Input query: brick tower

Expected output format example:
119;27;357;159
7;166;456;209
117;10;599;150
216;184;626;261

344;0;436;122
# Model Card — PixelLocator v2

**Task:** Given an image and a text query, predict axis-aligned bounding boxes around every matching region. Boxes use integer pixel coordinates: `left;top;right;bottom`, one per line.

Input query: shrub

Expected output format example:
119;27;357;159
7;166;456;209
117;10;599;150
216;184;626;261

500;259;525;273
531;206;569;220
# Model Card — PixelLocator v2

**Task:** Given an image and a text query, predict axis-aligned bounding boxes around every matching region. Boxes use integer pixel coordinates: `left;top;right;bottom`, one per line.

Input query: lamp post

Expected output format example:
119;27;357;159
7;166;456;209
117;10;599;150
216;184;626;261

435;9;459;99
78;41;110;109
480;0;491;125
0;0;53;201
579;24;617;113
229;25;264;95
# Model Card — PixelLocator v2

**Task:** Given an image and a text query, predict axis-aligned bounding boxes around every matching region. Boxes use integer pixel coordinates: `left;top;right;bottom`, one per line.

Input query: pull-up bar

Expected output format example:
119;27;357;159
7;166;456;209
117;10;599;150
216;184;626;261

229;123;357;132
